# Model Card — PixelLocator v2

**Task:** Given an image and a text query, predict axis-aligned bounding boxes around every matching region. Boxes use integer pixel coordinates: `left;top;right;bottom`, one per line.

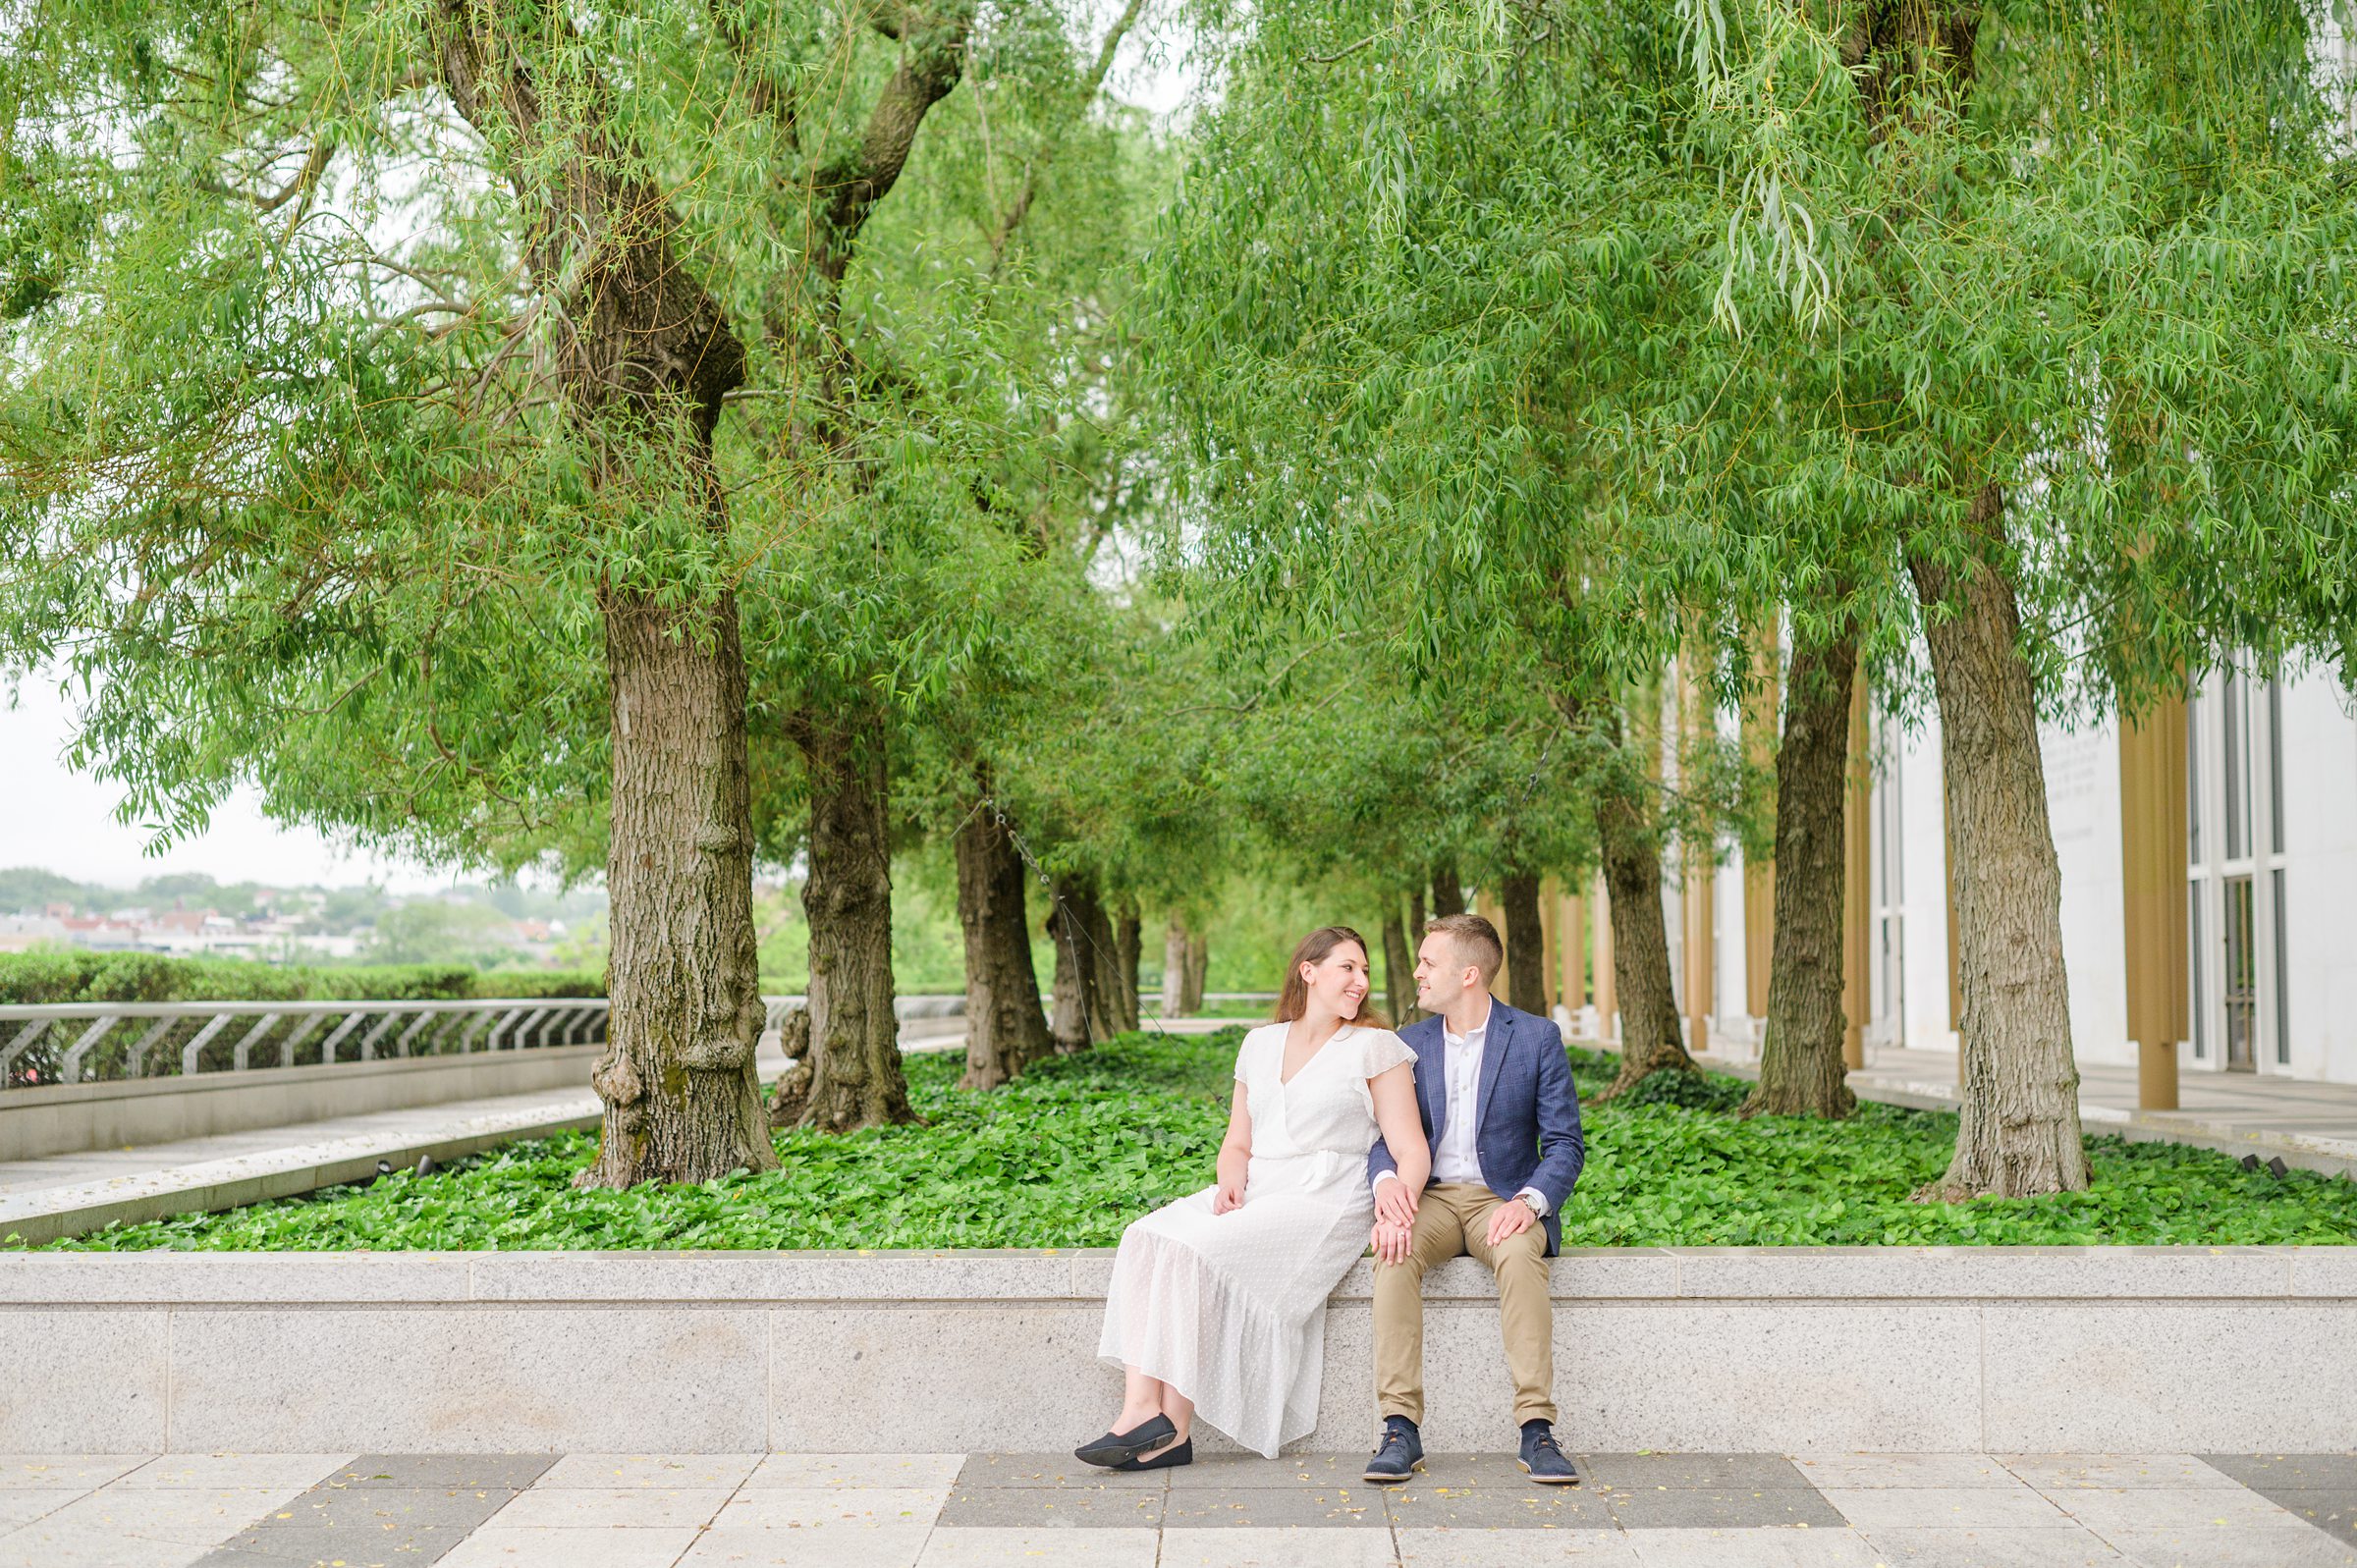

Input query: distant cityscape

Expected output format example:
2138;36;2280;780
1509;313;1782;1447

0;867;611;969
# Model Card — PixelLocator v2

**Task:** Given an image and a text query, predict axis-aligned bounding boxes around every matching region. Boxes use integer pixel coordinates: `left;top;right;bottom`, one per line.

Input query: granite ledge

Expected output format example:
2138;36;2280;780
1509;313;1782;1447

0;1244;2347;1306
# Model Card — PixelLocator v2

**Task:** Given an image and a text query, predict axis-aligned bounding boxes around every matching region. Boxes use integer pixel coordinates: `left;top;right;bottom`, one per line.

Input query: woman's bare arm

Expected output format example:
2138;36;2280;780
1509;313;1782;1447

1369;1064;1429;1191
1213;1084;1253;1213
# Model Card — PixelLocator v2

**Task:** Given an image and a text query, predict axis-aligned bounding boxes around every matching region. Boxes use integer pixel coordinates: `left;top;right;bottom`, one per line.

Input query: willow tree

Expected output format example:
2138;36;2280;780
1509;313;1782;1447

738;0;1165;1099
1151;0;2355;1187
0;0;1173;1166
1649;0;2357;1189
1;0;792;1182
1150;12;1702;1099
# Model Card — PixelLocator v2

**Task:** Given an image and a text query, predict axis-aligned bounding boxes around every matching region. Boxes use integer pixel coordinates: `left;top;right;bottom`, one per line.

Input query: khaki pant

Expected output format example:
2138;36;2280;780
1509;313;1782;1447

1373;1181;1557;1428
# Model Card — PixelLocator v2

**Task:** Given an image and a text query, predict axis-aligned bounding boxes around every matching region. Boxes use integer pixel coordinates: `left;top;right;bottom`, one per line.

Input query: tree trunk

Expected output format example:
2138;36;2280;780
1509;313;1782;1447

1501;871;1548;1016
1162;914;1192;1017
1182;932;1208;1013
1382;901;1416;1023
1430;860;1465;919
1743;615;1861;1119
1591;709;1698;1101
1048;875;1117;1050
1113;897;1142;1031
428;2;775;1188
1049;901;1089;1051
1908;489;2088;1197
955;798;1052;1090
771;703;911;1131
581;589;779;1185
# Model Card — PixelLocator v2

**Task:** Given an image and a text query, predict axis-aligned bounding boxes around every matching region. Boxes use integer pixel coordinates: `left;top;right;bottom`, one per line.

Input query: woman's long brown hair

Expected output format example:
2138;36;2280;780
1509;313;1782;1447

1273;926;1391;1029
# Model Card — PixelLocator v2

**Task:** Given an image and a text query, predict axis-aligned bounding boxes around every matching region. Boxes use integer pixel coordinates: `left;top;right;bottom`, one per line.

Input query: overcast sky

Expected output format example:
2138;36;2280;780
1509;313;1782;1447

1;676;457;892
1;15;1197;895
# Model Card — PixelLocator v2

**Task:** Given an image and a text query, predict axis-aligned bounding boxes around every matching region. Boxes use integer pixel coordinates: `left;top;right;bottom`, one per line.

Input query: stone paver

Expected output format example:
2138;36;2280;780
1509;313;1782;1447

1823;1485;2072;1529
1163;1526;1408;1566
1858;1525;2131;1566
439;1525;705;1568
2204;1453;2357;1553
534;1452;763;1489
748;1452;963;1488
1396;1527;1645;1565
681;1524;934;1567
0;1447;2349;1567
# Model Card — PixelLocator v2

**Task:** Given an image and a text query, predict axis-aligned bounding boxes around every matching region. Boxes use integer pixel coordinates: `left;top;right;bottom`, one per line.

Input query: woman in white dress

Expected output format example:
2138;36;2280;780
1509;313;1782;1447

1078;926;1430;1468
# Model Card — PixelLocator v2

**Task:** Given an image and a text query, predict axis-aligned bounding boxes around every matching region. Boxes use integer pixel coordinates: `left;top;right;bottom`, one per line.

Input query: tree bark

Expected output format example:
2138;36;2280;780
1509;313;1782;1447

771;702;911;1131
1743;616;1861;1118
1162;913;1192;1017
1113;896;1142;1032
1382;901;1416;1023
1501;871;1548;1016
1908;488;2088;1196
1048;874;1118;1050
1430;860;1465;919
1182;931;1208;1013
1591;709;1698;1101
586;591;777;1182
429;0;773;1186
955;798;1052;1090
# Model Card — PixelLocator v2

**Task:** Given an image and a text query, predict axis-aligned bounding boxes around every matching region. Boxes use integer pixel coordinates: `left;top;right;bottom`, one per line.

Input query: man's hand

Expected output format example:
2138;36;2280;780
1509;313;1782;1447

1212;1180;1245;1215
1373;1176;1419;1229
1484;1195;1539;1249
1370;1218;1414;1266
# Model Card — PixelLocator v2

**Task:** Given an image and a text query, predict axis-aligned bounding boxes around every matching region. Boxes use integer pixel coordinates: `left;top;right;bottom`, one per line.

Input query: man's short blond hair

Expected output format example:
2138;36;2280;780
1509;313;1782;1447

1426;912;1504;985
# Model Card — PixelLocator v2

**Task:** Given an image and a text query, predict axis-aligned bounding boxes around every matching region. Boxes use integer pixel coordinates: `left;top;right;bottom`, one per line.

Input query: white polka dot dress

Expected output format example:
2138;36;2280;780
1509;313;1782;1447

1097;1023;1417;1457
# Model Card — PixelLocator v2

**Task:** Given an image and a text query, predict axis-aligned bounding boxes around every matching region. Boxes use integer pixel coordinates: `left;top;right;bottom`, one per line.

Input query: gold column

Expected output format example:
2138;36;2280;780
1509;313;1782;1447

1841;662;1870;1070
1561;892;1587;1012
1539;877;1561;1015
2119;694;2189;1111
1592;870;1617;1041
1742;625;1780;1021
1474;888;1508;1003
1681;650;1716;1054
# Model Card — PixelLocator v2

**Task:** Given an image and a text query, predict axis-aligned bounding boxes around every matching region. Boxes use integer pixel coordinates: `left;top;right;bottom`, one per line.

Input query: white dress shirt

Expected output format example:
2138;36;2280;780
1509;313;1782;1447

1375;1000;1549;1217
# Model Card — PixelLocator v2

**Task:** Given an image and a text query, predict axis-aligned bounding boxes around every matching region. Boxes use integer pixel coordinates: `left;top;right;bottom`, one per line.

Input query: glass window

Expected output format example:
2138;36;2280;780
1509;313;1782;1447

2187;688;2202;864
2223;676;2250;860
2274;868;2290;1067
2224;875;2256;1070
2189;886;2206;1059
2268;679;2285;856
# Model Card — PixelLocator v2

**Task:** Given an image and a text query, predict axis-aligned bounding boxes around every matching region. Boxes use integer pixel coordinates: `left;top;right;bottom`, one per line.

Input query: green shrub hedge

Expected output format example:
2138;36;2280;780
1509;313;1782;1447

0;950;604;1005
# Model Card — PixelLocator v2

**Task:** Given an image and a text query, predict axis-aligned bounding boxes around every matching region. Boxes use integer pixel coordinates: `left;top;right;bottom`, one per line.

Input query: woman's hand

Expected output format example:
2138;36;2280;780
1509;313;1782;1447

1212;1180;1245;1215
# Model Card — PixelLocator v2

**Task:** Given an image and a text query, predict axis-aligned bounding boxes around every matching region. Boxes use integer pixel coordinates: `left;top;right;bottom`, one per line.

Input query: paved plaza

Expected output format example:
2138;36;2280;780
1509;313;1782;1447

0;1449;2349;1568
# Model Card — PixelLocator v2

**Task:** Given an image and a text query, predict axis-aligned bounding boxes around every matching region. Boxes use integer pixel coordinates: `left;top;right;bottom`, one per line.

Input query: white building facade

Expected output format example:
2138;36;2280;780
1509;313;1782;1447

1702;664;2357;1087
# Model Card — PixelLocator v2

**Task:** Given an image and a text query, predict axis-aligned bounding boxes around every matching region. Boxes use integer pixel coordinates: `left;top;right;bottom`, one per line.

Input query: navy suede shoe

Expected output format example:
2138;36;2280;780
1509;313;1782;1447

1364;1416;1424;1483
1075;1413;1177;1468
1517;1420;1578;1485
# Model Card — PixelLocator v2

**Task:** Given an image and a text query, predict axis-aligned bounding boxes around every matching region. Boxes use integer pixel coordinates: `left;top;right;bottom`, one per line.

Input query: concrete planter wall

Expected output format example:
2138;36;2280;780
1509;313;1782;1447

0;1045;606;1162
2;1247;2350;1455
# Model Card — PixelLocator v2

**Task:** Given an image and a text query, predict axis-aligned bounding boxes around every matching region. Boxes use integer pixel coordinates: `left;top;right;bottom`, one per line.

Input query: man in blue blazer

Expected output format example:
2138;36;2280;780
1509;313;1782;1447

1364;912;1586;1485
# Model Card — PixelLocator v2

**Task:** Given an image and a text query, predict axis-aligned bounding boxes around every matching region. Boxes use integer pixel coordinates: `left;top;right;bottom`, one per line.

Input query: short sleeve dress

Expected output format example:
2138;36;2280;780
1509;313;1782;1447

1096;1022;1418;1456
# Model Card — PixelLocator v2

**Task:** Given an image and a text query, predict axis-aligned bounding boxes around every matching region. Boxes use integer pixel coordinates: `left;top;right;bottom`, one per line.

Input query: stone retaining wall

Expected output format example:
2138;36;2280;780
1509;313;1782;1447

2;1248;2349;1455
0;1045;607;1162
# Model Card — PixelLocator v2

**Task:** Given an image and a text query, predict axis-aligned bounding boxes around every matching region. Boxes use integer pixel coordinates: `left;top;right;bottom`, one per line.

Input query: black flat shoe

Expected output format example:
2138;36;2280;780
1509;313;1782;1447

1112;1437;1192;1471
1075;1413;1178;1467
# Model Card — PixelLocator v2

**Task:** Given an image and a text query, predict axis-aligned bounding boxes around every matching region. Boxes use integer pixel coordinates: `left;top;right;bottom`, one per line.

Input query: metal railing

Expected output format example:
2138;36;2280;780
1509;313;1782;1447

0;998;610;1089
0;992;967;1091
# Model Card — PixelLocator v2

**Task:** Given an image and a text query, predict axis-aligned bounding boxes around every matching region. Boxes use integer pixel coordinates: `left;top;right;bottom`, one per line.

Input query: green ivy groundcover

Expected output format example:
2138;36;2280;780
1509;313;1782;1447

24;1029;2357;1251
